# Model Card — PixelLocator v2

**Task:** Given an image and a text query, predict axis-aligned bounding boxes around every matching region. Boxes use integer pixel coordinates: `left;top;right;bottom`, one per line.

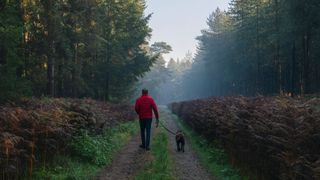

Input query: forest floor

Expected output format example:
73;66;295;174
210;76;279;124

97;106;214;180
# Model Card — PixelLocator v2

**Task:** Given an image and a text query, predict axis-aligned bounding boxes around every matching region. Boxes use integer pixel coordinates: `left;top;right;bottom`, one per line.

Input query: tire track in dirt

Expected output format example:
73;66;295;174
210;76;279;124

97;124;158;180
160;107;215;180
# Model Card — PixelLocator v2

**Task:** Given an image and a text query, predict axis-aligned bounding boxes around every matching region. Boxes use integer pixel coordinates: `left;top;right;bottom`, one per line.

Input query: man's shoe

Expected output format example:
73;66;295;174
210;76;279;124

139;145;145;149
145;147;150;151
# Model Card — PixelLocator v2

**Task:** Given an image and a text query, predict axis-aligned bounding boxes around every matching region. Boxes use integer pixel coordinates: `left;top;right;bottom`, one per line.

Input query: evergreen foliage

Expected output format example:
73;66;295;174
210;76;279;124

0;0;154;102
179;0;320;98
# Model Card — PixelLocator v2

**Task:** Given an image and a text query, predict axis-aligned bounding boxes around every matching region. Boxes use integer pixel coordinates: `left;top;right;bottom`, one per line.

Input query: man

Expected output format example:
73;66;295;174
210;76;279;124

135;88;159;151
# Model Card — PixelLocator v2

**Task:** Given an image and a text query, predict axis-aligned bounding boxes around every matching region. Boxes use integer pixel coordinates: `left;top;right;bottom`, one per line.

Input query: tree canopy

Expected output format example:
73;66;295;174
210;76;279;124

177;0;320;99
0;0;155;102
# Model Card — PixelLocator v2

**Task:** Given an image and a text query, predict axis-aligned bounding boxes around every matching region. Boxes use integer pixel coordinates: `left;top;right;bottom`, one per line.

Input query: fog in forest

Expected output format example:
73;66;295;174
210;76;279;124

138;1;320;104
1;1;320;178
1;0;320;104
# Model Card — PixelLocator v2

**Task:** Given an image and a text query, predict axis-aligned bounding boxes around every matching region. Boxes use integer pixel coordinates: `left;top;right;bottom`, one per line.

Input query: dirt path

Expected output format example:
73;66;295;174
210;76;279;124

160;107;215;180
97;107;213;180
97;127;157;180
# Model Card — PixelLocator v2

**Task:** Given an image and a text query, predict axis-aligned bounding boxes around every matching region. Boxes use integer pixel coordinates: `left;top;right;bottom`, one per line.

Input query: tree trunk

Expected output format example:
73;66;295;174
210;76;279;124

22;2;28;79
44;0;55;97
275;0;282;95
256;1;261;94
291;41;296;96
105;43;111;102
47;56;55;97
303;32;311;94
105;72;110;101
278;61;282;95
57;58;64;97
72;43;78;97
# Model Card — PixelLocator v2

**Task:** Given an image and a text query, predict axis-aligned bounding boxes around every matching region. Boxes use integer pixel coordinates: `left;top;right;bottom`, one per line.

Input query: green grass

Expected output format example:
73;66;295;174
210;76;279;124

135;128;175;180
172;113;247;180
33;120;139;180
32;156;99;180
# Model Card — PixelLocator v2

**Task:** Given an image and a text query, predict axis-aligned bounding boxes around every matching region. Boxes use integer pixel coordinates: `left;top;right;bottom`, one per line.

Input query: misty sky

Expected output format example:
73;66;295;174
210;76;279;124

145;0;230;61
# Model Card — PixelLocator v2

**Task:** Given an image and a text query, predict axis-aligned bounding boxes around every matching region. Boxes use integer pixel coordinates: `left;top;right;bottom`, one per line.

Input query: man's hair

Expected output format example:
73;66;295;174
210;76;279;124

142;88;148;95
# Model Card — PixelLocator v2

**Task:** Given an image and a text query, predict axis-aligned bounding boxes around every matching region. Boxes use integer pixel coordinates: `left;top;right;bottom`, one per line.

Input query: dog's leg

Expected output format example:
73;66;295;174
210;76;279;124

181;139;185;152
182;143;184;152
176;141;180;152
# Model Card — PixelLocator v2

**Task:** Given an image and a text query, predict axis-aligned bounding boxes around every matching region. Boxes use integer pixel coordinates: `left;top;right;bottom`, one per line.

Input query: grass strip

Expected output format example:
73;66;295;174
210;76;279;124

135;127;175;180
172;113;247;180
33;120;139;180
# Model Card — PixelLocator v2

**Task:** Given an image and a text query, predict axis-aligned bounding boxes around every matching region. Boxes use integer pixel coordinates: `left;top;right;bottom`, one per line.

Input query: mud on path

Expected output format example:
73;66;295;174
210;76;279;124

160;107;215;180
97;125;158;180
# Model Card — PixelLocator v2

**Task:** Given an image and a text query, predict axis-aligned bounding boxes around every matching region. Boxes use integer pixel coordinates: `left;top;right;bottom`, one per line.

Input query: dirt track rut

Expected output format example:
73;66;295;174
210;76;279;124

160;107;214;180
96;133;147;180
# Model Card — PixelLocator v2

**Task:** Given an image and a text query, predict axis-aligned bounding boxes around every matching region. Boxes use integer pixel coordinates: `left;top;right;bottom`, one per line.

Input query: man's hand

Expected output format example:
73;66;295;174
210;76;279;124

156;119;159;128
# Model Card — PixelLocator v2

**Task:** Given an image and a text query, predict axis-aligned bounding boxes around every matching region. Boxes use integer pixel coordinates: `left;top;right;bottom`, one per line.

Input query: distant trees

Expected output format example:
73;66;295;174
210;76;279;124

180;0;320;99
137;42;172;102
162;52;192;103
0;0;154;102
137;47;192;104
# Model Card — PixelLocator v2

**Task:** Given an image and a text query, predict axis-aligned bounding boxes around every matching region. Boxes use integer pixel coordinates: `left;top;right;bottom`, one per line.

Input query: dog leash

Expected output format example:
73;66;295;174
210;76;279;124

158;120;176;135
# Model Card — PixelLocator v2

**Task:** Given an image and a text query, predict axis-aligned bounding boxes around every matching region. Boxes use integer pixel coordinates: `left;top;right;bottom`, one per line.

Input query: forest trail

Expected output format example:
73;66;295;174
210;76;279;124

160;107;215;180
97;107;214;180
96;130;155;180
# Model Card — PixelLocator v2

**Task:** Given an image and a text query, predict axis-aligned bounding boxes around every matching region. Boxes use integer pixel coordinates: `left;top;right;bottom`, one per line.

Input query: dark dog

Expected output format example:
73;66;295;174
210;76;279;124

175;130;185;152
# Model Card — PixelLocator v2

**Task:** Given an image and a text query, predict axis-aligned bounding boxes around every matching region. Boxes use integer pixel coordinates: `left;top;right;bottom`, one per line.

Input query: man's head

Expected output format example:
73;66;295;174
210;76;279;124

142;88;148;95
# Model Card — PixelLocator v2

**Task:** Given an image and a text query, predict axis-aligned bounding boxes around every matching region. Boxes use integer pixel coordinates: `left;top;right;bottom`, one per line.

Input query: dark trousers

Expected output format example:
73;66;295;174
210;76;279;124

139;118;152;148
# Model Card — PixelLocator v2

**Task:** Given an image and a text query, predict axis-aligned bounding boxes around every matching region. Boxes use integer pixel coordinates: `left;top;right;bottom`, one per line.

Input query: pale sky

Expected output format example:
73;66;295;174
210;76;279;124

145;0;230;61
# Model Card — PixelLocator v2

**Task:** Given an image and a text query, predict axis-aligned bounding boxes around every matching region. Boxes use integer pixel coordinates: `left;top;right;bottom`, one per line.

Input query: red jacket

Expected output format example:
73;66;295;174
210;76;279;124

135;95;159;120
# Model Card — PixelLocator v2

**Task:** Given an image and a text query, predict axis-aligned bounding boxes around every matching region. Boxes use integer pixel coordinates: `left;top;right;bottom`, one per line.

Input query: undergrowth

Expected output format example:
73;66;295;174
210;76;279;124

33;120;138;180
135;128;175;180
171;112;247;180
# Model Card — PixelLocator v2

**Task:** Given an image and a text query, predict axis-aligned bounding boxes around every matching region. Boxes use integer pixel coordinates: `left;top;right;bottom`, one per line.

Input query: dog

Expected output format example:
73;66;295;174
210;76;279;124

175;130;185;152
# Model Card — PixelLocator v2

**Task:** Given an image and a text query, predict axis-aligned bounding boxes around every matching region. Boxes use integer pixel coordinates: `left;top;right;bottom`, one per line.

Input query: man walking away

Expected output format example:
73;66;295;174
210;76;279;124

135;88;159;151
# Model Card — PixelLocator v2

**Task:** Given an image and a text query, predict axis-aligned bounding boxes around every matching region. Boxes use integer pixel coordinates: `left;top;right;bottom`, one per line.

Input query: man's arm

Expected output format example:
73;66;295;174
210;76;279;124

151;99;159;127
135;99;140;114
